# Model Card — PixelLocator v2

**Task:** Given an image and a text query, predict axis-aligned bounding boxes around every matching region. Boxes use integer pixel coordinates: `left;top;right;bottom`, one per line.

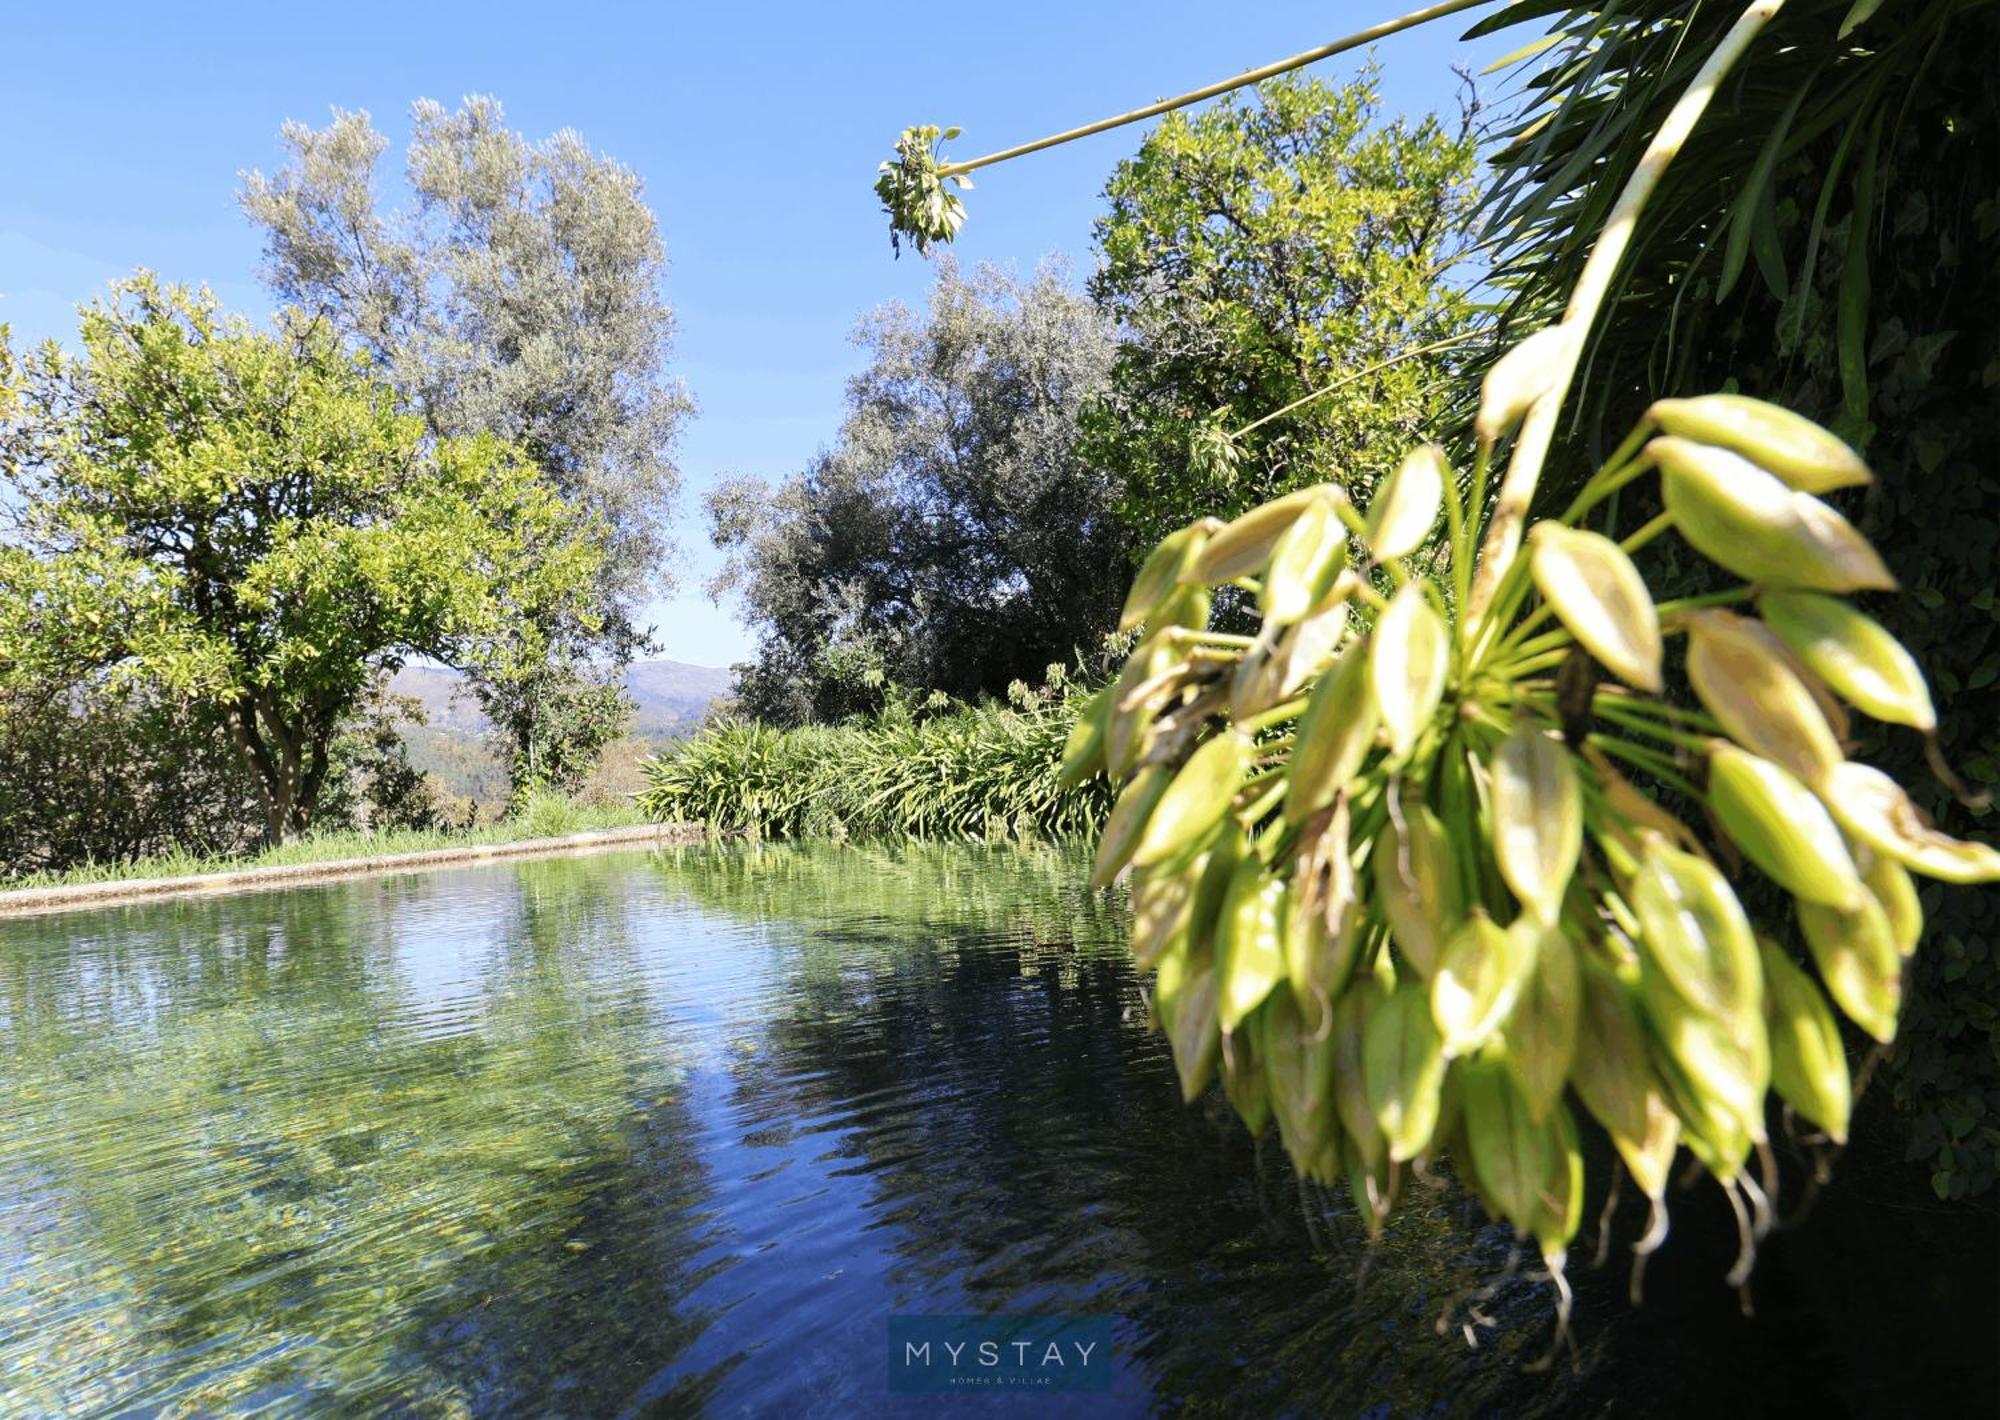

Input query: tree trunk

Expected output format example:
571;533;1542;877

227;693;302;848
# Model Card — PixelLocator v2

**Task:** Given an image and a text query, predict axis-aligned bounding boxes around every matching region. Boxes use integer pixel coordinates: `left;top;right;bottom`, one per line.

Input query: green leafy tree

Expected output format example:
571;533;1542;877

240;96;687;782
708;260;1120;723
0;675;263;875
488;660;634;802
0;276;603;844
1085;71;1483;548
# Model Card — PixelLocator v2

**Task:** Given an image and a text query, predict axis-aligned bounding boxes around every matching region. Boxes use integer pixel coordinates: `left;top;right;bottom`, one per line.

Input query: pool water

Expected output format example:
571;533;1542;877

0;841;1961;1416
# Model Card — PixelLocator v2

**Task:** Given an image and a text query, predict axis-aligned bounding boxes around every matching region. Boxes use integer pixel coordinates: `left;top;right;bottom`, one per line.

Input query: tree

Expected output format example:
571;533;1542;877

0;675;263;875
239;97;690;780
708;260;1119;724
1085;71;1482;548
0;277;603;843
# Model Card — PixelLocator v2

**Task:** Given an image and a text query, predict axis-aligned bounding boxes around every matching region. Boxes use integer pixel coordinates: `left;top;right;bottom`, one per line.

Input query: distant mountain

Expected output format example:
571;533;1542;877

388;659;733;742
622;659;736;738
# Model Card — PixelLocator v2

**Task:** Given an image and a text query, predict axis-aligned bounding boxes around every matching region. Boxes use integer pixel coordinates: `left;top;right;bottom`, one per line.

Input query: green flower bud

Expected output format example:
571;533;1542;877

1574;955;1680;1201
1431;911;1534;1058
1133;730;1251;870
1056;684;1112;788
1371;583;1449;759
1365;445;1446;562
1088;763;1170;890
1261;490;1349;625
1819;760;2000;884
1331;979;1387;1174
1758;591;1935;732
1129;860;1198;972
1796;889;1902;1044
1373;801;1460;980
1363;981;1447;1163
1285;798;1361;1015
1759;938;1853;1143
1504;924;1580;1123
1654;436;1895;592
1461;1058;1555;1235
1685;609;1844;788
1705;741;1864;908
1283;642;1376;825
1649;394;1871;493
1217;854;1287;1033
1193;485;1339;585
1120;519;1215;632
1630;840;1763;1031
1529;523;1663;692
1490;724;1583;923
1476;326;1568;444
1261;989;1339;1171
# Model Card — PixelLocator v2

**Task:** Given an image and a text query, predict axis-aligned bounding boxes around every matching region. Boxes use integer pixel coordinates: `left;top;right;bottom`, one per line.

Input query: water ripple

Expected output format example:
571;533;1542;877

1;842;1594;1417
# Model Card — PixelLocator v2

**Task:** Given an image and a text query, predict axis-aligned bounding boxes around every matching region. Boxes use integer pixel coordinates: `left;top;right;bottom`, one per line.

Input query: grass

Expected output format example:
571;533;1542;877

3;792;650;893
636;697;1110;841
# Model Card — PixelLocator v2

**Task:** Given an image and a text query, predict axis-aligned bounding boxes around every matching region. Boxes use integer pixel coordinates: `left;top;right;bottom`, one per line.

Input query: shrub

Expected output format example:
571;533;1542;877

638;696;1109;841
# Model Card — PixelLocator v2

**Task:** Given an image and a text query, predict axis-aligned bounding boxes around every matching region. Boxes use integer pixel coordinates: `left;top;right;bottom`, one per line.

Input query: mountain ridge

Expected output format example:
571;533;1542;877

388;658;733;740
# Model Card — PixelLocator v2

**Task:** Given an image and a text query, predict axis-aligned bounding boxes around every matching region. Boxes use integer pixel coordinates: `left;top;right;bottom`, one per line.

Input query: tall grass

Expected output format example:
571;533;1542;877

638;698;1109;840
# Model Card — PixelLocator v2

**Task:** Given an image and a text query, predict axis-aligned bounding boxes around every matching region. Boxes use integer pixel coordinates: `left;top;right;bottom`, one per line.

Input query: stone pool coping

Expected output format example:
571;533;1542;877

0;823;702;918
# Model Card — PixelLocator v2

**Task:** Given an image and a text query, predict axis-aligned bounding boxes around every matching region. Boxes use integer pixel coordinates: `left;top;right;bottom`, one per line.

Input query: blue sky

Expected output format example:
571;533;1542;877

0;2;1509;668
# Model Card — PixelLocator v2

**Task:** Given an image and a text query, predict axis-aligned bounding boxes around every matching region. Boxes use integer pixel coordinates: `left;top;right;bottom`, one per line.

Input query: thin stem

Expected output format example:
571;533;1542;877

1494;647;1573;679
1594;698;1711;751
1457;440;1493;650
1592;688;1719;730
1620;510;1675;555
1352;581;1391;614
1485;621;1574;672
1461;0;1788;632
1241;697;1309;734
1231;330;1491;440
935;0;1492;177
1239;780;1288;827
1442;444;1467;632
1590;735;1700;796
1655;587;1754;619
1560;444;1653;528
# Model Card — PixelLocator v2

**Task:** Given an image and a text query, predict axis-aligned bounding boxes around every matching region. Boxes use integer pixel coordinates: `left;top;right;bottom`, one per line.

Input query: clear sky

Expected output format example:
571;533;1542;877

0;1;1510;668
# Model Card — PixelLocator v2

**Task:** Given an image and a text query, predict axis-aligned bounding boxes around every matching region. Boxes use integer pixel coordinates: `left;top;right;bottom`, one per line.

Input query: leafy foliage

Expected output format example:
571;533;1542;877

483;659;635;804
0;277;603;843
638;684;1109;841
875;125;971;256
241;97;693;783
1085;72;1483;549
313;686;460;835
1475;0;2000;1198
709;260;1122;723
0;675;262;876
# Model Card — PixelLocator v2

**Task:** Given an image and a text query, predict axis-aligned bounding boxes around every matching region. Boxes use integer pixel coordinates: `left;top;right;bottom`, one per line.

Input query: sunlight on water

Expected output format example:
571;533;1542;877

1;842;1577;1416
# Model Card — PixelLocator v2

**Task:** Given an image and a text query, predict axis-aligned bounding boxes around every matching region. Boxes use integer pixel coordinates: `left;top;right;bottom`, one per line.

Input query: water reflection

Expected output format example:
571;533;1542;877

1;842;1584;1417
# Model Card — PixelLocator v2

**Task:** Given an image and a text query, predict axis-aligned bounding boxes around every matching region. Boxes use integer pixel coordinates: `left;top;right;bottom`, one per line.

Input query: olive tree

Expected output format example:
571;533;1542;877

0;277;603;843
707;260;1119;724
240;97;692;783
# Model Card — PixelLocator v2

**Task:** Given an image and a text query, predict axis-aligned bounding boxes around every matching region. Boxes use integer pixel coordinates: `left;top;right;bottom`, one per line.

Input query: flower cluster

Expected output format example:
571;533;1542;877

1063;346;2000;1312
